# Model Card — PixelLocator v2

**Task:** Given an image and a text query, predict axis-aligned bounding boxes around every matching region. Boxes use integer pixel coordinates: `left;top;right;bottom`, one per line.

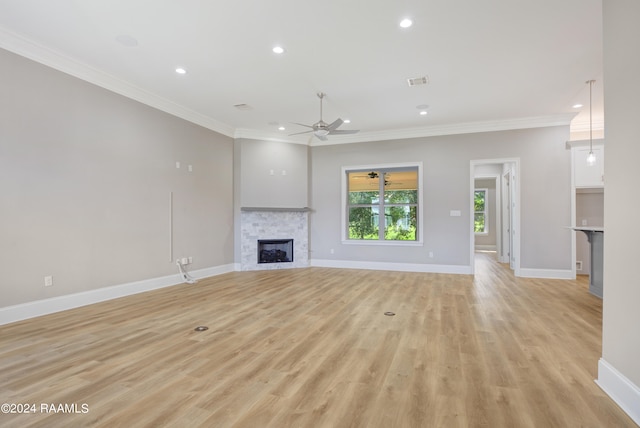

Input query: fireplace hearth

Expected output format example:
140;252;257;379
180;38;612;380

258;239;293;264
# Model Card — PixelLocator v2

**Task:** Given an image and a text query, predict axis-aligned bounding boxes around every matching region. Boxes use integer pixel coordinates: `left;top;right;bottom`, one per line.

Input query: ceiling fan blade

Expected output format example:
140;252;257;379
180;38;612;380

292;122;314;129
288;130;313;136
326;118;344;131
293;93;359;141
328;129;360;135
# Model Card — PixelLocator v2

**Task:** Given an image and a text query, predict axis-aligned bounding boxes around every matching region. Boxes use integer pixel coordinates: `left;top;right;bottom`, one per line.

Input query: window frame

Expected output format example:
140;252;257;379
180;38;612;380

474;188;489;235
341;162;423;246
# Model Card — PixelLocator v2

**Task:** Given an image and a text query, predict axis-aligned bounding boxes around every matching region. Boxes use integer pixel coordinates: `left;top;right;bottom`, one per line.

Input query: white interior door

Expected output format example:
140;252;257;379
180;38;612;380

508;171;515;269
502;170;512;265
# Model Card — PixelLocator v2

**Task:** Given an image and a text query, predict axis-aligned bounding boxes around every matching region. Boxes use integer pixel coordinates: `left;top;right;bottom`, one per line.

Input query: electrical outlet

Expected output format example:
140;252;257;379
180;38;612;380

429;252;434;258
181;257;189;265
44;276;53;287
188;256;193;264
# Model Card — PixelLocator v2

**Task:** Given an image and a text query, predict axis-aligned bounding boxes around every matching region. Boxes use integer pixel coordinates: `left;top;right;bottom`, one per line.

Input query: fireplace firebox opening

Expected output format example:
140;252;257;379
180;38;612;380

258;239;294;264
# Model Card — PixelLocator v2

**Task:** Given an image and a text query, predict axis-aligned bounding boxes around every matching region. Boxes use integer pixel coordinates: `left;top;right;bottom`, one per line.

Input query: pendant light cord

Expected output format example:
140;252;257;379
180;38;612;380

589;79;594;152
586;79;596;165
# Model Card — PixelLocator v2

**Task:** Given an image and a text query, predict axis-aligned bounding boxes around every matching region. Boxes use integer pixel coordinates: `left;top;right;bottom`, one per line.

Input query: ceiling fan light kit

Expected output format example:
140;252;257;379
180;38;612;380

289;92;359;141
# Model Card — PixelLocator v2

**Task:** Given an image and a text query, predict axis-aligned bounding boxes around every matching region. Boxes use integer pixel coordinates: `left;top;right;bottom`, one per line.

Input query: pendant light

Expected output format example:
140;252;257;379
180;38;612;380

586;79;596;166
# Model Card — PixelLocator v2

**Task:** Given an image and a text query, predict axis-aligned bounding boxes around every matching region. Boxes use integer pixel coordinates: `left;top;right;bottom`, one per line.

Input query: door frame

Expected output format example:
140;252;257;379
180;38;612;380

470;158;521;275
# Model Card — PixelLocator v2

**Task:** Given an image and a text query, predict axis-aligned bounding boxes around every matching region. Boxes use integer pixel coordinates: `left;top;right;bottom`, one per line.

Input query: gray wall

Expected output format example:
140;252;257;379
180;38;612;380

575;190;604;274
0;48;234;308
602;0;640;391
310;126;572;270
234;138;309;208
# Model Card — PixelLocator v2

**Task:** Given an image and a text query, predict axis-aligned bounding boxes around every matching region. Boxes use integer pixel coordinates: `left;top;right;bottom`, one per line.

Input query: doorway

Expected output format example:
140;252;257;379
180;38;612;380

470;159;520;275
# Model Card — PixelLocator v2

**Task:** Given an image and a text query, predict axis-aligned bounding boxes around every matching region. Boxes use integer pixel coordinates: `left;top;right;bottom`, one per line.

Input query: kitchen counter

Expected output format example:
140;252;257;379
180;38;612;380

570;227;604;298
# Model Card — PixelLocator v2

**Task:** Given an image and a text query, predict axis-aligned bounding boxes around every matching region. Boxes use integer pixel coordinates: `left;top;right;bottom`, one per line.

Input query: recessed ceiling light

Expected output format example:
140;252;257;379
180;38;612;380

419;111;428;116
400;18;413;28
572;103;583;109
175;67;187;75
278;126;285;131
344;119;351;124
272;46;285;54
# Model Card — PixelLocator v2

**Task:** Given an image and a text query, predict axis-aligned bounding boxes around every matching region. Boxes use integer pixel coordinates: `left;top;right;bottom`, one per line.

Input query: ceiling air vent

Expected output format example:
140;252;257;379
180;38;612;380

233;103;252;111
407;76;429;87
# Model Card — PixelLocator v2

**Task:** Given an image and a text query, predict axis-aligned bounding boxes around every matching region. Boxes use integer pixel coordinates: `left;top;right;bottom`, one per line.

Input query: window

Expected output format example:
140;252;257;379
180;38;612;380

344;164;421;243
474;189;488;234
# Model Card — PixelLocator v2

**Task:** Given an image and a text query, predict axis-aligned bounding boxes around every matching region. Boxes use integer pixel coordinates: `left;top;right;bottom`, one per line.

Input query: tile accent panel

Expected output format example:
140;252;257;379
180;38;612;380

240;209;309;270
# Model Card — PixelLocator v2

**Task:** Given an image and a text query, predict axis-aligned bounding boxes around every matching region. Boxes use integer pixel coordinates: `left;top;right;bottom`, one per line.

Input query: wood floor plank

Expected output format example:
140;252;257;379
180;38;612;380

0;253;636;427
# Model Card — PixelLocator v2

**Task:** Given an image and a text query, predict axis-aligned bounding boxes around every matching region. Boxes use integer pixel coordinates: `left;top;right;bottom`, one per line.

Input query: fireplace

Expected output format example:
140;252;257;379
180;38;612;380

258;239;293;264
240;207;309;271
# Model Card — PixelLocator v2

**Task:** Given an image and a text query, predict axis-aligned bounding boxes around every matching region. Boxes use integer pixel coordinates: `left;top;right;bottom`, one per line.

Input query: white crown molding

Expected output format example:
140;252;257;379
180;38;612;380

0;27;236;138
570;118;606;133
565;138;605;149
0;27;587;146
309;113;580;146
233;128;309;145
238;114;581;147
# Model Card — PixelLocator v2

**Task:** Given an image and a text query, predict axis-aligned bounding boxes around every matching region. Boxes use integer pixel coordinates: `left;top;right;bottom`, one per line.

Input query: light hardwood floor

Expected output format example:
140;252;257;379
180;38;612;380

0;252;636;427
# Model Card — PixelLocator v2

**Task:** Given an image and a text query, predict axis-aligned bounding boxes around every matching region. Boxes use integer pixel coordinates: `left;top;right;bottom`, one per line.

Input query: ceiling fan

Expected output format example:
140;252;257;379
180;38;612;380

290;92;359;141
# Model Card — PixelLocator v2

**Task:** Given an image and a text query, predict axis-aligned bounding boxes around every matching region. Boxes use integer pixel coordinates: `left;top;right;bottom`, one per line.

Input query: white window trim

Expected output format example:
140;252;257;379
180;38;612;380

341;162;423;246
474;188;489;235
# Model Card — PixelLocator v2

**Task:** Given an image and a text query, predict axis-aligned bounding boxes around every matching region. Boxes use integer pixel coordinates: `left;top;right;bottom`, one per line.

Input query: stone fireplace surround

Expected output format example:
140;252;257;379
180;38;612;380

240;207;310;271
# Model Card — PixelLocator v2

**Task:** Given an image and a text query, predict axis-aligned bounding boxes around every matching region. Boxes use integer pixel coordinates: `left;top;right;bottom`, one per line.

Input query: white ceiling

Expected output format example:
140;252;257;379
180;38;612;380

0;0;604;144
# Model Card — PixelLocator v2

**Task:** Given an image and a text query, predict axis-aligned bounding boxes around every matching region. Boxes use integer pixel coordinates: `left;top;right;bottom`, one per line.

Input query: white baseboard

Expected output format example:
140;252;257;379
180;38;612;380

312;259;572;279
310;259;472;275
194;264;236;278
596;358;640;425
0;264;235;326
517;268;574;279
475;245;497;251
